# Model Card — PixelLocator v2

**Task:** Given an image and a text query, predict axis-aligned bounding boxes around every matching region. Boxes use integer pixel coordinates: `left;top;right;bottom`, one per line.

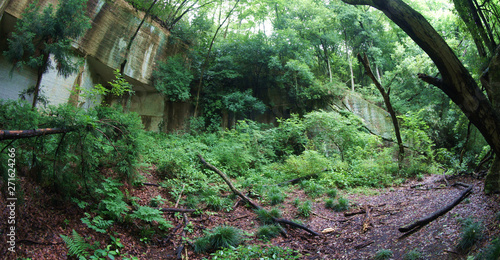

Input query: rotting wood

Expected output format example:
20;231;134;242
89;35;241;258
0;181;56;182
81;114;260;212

159;208;196;213
198;154;320;236
354;241;373;250
362;205;372;233
399;183;473;233
143;182;160;187
344;209;366;217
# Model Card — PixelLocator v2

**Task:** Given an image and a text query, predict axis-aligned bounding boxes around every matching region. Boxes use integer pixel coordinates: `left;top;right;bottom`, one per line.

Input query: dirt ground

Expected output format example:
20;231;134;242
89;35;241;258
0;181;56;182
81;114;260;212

1;169;500;260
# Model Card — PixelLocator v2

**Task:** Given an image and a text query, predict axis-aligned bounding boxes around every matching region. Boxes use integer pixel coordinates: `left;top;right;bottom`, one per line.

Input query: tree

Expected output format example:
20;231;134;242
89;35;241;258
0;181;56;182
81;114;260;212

341;0;500;193
3;0;91;108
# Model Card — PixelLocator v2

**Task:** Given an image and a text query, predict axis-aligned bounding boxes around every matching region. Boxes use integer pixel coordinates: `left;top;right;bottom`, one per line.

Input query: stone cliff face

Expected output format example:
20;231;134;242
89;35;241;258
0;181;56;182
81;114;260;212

0;0;189;131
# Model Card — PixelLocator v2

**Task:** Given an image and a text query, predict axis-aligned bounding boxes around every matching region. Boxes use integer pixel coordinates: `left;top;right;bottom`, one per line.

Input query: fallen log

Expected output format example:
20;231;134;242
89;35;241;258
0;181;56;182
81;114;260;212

399;183;473;233
362;205;372;233
159;208;196;213
0;128;73;140
198;154;320;236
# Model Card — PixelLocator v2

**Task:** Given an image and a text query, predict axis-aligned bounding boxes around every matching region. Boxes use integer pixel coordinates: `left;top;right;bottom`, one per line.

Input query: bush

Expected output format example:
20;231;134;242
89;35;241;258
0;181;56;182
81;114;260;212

325;198;335;209
210;245;301;259
374;249;393;260
333;197;349;212
256;225;282;240
298;200;312;218
193;226;243;253
255;208;281;225
457;218;483;252
404;249;423;260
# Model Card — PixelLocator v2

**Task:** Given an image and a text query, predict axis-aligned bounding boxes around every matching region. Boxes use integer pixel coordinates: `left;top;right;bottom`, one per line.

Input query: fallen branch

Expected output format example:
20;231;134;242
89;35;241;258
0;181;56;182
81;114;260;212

0;128;73;140
159;208;196;213
142;182;160;187
198;154;320;236
354;241;373;250
175;184;186;208
399;184;473;233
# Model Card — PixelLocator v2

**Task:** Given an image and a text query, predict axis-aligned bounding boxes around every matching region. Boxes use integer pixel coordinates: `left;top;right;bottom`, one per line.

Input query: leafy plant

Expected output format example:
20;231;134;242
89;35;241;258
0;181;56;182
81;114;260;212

149;195;166;207
374;249;393;260
130;206;173;231
193;226;243;253
210;244;301;259
81;213;114;233
325;198;335;209
255;208;281;225
476;237;500;260
152;54;193;101
256;225;282;241
457;218;484;252
60;230;91;259
333;197;350;212
297;200;313;218
404;249;423;260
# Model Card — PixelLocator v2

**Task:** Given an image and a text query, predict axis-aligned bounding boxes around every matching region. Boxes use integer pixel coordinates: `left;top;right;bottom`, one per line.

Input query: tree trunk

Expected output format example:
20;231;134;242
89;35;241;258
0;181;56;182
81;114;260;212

341;0;500;192
0;128;72;141
358;53;404;165
481;46;500;193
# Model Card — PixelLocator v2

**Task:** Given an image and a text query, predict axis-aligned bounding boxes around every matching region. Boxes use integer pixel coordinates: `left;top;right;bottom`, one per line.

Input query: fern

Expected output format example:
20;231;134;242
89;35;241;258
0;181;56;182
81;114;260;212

130;206;173;230
81;213;114;233
60;230;91;259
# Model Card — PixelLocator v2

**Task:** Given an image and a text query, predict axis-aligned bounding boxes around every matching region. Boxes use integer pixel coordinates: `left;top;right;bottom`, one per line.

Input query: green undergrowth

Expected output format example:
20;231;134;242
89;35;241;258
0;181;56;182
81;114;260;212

142;110;438;204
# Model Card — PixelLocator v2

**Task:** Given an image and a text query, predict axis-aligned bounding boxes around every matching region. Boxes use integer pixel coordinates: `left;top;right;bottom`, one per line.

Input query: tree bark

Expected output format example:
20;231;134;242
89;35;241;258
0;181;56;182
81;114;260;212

357;53;404;164
0;128;72;141
342;0;500;192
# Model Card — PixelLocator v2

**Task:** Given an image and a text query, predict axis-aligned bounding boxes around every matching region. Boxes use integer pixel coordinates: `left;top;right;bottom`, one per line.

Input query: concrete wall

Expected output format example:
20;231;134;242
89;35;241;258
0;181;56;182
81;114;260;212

0;0;190;131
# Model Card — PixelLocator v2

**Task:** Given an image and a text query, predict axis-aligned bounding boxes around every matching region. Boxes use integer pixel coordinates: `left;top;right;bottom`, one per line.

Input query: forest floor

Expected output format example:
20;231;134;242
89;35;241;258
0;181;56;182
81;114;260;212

2;168;500;260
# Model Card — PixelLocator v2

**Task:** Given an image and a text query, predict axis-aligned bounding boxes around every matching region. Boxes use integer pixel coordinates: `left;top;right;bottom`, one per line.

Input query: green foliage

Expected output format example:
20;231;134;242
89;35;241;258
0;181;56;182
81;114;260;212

203;194;232;212
193;226;243;253
327;189;338;198
266;187;285;205
324;198;335;209
300;180;326;198
95;178;130;222
374;249;393;260
81;213;114;233
297;200;313;218
256;225;282;241
130;206;173;231
333;197;349;212
152;54;193;101
404;249;423;260
149;195;166;207
255;208;281;225
60;230;91;259
210;244;301;259
476;237;500;260
457;218;484;252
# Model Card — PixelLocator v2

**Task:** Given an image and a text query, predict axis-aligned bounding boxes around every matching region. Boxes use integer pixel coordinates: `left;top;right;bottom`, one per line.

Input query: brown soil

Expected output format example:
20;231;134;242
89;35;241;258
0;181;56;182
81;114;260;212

1;169;500;260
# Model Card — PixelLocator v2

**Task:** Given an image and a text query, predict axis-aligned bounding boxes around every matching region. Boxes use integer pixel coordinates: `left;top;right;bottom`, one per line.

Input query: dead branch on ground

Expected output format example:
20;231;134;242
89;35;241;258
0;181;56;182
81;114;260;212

399;183;473;234
198;154;320;236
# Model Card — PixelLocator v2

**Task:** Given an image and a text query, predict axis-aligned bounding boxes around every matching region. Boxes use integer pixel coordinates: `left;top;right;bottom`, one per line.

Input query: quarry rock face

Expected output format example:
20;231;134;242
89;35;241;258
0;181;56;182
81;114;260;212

0;0;188;131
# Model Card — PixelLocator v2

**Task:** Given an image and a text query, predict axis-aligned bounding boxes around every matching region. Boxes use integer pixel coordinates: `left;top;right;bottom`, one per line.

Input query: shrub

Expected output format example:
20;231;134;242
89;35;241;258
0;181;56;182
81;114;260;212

298;200;312;218
193;226;243;253
256;225;282;240
374;249;393;260
325;198;335;209
457;218;483;252
476;237;500;260
333;197;349;212
404;249;423;260
266;187;285;205
210;245;301;259
255;208;281;225
327;189;338;198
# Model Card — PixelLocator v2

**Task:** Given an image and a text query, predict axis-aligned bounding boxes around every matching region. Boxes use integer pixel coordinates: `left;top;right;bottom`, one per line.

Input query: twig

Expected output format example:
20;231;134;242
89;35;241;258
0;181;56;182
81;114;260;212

159;208;196;213
175;184;186;208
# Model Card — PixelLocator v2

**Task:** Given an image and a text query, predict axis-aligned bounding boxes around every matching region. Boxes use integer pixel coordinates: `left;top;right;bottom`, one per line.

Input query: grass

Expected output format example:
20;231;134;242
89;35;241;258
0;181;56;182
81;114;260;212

404;249;423;260
256;225;282;240
193;226;243;253
333;197;349;212
374;249;393;260
457;218;484;252
255;208;281;225
298;200;312;218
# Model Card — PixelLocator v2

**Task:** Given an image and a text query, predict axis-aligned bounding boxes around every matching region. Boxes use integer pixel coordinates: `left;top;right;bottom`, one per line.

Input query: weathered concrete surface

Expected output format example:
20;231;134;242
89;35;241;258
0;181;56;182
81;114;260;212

0;0;190;131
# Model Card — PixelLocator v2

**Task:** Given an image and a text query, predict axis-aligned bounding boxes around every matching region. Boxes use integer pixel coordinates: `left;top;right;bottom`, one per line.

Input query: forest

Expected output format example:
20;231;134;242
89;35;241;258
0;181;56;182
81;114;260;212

1;0;500;259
